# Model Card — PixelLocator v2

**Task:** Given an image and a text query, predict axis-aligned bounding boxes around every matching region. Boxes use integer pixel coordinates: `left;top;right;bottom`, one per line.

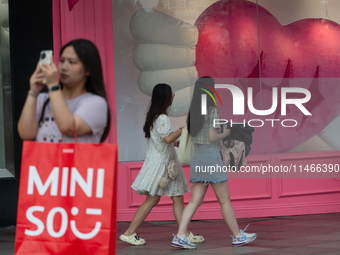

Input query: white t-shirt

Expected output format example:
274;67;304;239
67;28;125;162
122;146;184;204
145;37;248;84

35;92;108;143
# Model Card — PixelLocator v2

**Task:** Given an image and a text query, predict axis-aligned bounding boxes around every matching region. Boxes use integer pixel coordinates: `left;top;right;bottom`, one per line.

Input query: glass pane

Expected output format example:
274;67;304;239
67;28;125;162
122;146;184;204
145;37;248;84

0;47;4;168
0;0;6;168
0;0;14;177
113;0;340;161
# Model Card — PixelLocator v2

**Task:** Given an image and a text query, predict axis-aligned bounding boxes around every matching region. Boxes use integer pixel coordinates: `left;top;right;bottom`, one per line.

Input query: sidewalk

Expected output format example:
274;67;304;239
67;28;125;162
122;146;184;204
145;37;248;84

1;213;340;254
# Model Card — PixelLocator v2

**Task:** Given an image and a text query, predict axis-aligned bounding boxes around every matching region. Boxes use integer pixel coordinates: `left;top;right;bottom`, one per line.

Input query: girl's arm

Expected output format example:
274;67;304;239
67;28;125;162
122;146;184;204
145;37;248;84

18;63;46;140
17;94;39;140
40;57;92;137
208;126;230;143
46;90;92;136
164;126;185;144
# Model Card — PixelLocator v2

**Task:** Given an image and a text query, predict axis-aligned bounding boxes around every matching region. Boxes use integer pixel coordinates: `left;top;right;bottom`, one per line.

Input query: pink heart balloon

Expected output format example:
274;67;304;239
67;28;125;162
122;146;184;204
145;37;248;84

195;0;340;154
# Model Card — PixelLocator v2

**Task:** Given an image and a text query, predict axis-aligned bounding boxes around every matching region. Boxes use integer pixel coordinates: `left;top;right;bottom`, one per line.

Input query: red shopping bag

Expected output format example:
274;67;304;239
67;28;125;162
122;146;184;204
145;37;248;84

15;141;118;255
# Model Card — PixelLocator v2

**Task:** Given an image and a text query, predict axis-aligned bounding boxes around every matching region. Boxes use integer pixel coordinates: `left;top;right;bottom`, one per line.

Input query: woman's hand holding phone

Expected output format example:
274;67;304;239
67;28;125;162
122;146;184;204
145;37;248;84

40;55;59;88
29;62;46;95
29;50;58;95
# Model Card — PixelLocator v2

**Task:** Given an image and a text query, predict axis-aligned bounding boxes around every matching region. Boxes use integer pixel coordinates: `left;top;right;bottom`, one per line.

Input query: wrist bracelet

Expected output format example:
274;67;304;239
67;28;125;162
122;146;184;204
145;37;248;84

28;91;38;97
48;84;61;92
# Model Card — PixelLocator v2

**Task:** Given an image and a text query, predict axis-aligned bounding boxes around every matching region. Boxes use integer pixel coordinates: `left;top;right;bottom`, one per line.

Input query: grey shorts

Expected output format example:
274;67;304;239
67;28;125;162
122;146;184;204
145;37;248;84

190;143;228;184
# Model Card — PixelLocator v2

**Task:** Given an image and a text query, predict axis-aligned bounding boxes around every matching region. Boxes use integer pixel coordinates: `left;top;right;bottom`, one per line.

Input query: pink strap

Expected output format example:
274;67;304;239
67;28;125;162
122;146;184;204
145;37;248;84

73;124;78;143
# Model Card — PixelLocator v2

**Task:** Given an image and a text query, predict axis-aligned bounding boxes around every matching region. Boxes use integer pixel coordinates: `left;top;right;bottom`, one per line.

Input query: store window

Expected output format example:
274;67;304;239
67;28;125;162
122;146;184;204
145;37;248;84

0;0;14;178
112;0;340;162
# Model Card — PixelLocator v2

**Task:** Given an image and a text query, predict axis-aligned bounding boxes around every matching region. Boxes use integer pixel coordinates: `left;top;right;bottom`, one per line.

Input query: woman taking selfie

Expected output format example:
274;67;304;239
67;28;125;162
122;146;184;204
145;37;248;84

18;39;110;143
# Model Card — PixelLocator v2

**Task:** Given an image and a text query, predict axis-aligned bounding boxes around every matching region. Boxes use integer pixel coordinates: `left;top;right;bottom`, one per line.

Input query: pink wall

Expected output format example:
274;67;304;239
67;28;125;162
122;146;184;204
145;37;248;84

52;0;117;144
53;0;340;222
117;151;340;221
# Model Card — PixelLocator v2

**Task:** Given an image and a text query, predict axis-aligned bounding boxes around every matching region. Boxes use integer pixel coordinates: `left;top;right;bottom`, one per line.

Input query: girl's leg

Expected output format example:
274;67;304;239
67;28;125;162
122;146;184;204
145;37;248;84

177;182;208;236
171;195;202;238
124;193;161;236
210;181;240;236
171;195;184;226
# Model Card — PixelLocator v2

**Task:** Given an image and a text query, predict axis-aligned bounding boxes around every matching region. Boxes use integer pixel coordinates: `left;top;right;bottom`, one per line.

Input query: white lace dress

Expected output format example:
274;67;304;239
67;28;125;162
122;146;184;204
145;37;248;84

131;114;191;196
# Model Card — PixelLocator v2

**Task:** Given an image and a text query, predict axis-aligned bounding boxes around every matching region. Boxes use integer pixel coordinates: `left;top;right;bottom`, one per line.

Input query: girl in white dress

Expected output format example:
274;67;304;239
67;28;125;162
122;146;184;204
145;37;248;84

120;84;204;245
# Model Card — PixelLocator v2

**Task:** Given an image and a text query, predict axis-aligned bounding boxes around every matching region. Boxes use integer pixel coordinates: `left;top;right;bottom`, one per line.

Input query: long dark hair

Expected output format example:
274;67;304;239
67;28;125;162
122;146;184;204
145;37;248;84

39;39;111;142
143;84;172;138
187;76;216;137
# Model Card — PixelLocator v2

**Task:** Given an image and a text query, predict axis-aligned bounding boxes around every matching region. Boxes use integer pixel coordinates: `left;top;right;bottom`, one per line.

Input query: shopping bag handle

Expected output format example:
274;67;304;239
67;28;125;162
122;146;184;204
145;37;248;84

73;124;78;143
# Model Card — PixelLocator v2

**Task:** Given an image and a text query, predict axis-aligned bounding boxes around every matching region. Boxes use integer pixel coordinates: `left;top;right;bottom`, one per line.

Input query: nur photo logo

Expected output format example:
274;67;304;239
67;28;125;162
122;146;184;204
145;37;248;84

200;83;312;128
198;82;223;115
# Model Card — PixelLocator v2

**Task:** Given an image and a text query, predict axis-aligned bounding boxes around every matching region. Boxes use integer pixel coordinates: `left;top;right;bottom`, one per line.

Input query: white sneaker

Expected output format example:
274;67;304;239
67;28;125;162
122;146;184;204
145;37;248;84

232;224;257;246
119;232;146;245
171;234;197;249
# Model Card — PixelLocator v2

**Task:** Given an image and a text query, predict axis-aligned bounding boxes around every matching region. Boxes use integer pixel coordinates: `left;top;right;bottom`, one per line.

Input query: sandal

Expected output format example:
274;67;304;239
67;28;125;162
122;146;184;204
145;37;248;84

188;232;205;243
119;232;146;245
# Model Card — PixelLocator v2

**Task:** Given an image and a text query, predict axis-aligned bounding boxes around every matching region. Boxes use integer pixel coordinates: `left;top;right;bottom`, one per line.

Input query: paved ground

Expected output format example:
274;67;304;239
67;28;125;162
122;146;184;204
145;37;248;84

1;213;340;254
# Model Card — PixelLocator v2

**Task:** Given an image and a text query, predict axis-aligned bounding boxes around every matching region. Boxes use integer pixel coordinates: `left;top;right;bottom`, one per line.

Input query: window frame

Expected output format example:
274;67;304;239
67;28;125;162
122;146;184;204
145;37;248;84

0;0;15;179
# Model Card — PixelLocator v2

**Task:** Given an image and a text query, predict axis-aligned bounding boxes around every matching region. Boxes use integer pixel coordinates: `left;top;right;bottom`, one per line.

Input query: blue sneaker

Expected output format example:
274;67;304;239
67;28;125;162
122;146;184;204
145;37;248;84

171;234;197;249
232;224;257;246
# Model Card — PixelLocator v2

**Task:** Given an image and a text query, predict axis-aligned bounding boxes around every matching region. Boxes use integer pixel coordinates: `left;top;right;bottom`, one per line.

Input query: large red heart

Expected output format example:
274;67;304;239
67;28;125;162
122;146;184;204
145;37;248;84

195;0;340;154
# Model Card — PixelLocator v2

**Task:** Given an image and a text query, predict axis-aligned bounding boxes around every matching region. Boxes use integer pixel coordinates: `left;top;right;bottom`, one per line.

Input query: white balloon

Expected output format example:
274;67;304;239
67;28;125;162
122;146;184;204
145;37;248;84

130;8;198;117
137;67;197;96
130;8;198;46
133;44;196;71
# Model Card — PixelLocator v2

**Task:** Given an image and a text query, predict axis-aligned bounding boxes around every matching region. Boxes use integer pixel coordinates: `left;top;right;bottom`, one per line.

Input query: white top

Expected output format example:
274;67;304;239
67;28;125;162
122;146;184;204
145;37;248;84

35;92;108;143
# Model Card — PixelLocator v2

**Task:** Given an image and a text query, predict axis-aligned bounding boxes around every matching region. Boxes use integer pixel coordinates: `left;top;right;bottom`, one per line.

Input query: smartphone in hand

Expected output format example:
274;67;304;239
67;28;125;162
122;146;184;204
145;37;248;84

39;50;53;66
